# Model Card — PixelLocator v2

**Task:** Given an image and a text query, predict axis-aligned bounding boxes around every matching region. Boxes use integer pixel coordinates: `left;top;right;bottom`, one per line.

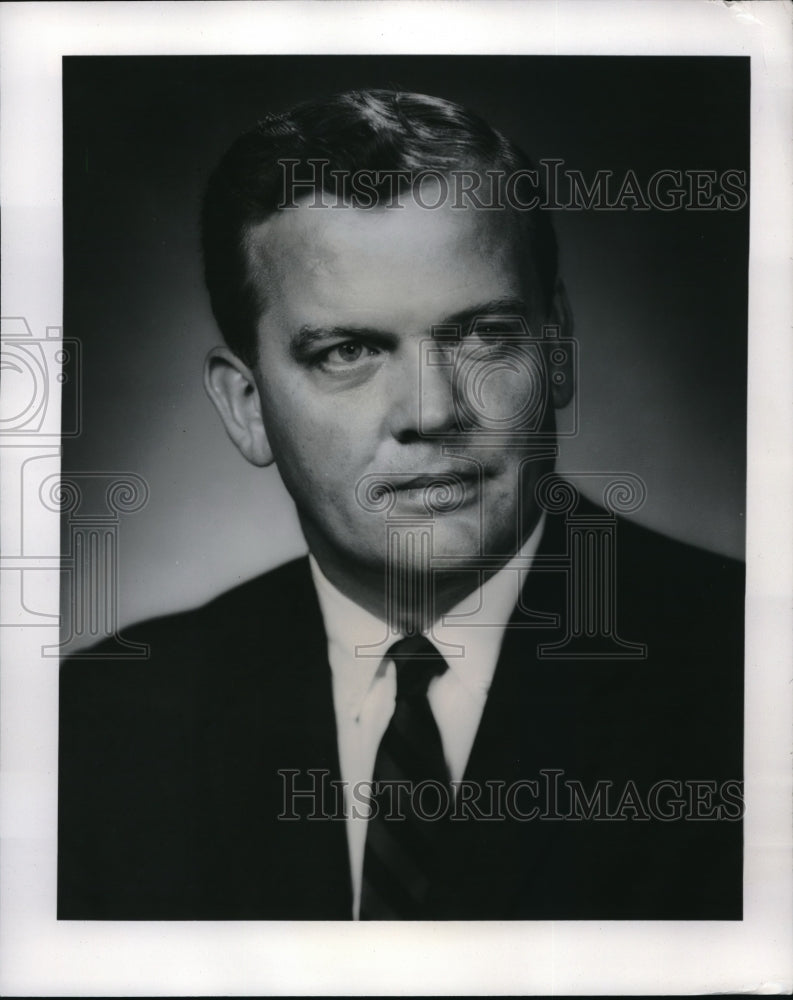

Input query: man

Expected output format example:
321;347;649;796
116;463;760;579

58;89;743;920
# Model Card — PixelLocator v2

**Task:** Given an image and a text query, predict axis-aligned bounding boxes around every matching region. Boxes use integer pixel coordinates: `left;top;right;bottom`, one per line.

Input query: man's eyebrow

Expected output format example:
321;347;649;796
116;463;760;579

290;298;530;357
290;324;391;358
439;298;530;331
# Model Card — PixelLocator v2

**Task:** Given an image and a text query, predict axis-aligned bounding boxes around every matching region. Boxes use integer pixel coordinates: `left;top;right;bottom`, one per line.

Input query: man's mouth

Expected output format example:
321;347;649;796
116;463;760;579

392;471;484;510
355;467;496;515
397;473;473;489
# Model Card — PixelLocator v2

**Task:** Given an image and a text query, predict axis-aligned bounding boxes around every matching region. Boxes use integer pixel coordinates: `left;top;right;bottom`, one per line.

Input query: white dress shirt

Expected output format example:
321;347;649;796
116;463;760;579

308;514;545;918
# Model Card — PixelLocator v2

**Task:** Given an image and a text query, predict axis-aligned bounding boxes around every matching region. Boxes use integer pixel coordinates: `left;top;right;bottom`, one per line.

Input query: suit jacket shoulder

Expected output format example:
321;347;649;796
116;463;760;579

459;506;745;919
58;556;353;919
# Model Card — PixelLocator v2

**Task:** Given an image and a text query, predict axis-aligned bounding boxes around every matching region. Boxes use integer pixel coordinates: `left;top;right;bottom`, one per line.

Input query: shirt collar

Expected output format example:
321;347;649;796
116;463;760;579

309;512;546;717
309;555;389;718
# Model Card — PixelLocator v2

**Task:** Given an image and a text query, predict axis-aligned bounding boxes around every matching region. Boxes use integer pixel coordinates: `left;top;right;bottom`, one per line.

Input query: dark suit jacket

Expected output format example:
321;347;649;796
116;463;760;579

58;502;744;919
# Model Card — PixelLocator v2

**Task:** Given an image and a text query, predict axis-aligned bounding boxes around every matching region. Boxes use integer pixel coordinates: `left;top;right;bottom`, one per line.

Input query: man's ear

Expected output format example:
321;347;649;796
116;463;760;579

203;346;274;467
546;278;575;410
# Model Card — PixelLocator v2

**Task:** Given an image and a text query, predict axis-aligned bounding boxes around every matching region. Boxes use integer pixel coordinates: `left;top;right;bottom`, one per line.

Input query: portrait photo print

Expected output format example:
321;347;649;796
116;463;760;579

56;55;747;921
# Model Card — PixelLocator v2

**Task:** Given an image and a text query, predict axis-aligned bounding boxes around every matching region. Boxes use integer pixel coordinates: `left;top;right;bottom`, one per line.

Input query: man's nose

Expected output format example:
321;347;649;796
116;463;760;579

386;344;459;442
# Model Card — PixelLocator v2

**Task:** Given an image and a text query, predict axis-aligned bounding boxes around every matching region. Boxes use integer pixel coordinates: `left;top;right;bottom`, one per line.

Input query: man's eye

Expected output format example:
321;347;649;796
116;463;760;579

317;341;380;370
335;343;365;362
470;318;526;340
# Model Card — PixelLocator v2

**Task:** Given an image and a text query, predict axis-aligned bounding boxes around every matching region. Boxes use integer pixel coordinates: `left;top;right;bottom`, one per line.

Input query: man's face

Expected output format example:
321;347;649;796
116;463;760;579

240;192;563;596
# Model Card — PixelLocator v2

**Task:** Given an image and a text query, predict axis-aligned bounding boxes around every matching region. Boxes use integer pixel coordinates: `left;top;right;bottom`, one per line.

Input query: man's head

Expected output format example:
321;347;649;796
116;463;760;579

202;88;574;621
202;89;561;369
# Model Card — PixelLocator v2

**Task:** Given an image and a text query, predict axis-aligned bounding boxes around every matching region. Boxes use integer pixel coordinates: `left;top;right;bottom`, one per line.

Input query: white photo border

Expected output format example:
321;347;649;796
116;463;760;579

1;1;791;995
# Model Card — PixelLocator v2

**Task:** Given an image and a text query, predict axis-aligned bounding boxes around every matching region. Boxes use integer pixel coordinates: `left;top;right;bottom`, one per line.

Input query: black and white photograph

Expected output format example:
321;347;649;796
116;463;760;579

1;2;791;995
57;54;748;923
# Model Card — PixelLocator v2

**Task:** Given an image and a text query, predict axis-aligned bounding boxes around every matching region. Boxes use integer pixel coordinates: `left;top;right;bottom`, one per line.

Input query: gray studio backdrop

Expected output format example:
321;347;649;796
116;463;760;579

61;56;749;647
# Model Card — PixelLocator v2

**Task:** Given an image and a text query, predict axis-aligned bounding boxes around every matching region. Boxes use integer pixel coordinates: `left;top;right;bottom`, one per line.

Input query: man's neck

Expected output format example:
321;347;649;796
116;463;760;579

302;513;544;634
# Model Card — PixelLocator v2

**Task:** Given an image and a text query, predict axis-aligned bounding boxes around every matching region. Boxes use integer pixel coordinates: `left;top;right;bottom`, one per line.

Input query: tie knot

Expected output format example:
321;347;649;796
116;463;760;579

387;634;448;702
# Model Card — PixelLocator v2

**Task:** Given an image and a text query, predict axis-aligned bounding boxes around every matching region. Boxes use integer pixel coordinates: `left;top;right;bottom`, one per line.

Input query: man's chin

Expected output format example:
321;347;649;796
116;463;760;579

310;509;522;585
365;518;516;574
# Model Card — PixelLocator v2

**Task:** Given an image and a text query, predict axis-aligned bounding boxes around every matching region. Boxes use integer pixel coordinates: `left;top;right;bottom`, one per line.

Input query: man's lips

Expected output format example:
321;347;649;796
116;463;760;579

354;469;492;514
382;470;489;511
394;471;482;491
355;465;499;514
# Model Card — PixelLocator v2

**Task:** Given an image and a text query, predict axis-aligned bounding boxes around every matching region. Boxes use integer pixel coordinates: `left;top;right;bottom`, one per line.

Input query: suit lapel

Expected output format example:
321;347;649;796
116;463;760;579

443;511;584;917
200;559;352;918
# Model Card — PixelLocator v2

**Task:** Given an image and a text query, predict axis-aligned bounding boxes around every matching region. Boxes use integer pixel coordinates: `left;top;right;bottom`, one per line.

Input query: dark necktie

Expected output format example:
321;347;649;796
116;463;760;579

359;634;451;920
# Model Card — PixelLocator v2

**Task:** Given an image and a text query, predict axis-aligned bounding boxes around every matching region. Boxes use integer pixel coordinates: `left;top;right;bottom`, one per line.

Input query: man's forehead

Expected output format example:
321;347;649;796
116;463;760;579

245;194;531;286
244;202;548;346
